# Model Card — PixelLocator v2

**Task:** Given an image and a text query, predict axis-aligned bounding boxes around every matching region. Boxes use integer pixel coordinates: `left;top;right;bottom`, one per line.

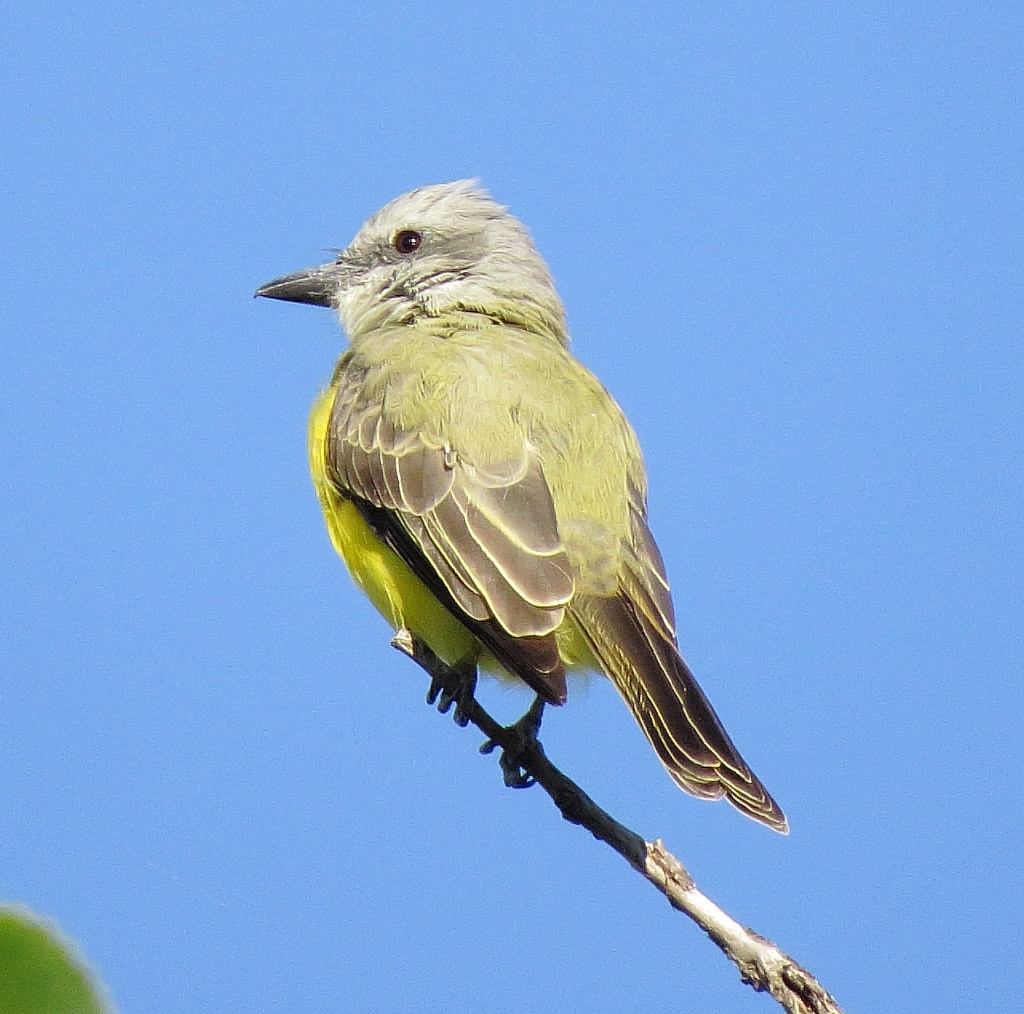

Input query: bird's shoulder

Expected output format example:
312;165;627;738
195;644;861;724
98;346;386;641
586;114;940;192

337;315;613;443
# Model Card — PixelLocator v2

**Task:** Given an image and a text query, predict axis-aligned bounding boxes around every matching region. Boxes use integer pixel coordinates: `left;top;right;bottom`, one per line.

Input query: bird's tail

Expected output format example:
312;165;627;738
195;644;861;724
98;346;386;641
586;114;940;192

570;590;788;833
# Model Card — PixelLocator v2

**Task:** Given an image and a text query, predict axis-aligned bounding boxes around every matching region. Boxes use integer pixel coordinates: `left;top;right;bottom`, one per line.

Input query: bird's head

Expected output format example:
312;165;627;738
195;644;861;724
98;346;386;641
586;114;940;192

257;181;568;344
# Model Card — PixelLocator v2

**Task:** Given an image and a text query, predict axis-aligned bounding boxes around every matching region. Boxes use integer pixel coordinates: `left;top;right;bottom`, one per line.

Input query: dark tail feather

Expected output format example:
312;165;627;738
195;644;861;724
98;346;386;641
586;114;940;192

571;592;788;833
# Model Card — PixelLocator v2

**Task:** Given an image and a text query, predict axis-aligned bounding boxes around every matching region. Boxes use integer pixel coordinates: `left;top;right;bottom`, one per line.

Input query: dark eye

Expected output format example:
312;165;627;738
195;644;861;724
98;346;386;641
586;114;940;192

393;229;422;254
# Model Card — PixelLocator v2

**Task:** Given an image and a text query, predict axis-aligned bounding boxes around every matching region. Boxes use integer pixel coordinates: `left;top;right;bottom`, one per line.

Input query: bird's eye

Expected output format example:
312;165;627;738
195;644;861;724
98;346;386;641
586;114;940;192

393;230;422;254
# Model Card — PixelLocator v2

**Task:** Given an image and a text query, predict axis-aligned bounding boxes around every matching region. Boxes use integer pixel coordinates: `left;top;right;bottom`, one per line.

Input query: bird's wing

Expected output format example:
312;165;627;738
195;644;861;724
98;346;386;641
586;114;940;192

326;373;574;704
568;480;788;832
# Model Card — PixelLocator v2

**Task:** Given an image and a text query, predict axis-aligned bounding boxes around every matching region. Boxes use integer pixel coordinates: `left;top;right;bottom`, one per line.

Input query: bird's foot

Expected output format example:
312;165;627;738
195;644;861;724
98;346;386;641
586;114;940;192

481;695;546;788
391;629;480;729
425;656;478;728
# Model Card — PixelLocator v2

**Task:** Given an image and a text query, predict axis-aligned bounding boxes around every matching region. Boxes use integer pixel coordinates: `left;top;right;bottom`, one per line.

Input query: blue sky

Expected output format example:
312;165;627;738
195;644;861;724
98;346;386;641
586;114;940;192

2;2;1021;1011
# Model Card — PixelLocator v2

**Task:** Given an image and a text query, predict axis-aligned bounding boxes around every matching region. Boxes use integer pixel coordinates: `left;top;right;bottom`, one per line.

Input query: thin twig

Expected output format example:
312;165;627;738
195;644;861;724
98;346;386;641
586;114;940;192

392;629;843;1014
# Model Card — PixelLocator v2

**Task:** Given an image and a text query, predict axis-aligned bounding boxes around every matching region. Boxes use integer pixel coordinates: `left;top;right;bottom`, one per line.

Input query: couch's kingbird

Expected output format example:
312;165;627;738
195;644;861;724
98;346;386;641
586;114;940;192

257;181;787;832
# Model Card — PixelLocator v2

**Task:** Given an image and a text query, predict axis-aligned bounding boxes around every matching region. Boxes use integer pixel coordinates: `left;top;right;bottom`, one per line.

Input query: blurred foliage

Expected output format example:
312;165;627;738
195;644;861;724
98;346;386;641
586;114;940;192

0;907;110;1014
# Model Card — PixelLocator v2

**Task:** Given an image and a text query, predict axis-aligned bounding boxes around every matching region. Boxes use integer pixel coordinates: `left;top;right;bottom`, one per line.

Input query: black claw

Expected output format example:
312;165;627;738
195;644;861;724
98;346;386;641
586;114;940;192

426;674;444;708
482;696;546;790
500;753;536;789
425;658;477;727
438;683;458;715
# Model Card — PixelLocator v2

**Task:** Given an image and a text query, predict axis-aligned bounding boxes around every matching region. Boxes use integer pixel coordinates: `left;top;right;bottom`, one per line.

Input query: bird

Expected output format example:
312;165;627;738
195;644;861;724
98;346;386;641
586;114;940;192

256;180;787;832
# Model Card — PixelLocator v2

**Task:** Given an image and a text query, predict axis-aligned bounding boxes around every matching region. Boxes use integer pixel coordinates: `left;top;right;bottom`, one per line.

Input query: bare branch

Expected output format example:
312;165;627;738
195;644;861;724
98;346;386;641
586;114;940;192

392;629;844;1014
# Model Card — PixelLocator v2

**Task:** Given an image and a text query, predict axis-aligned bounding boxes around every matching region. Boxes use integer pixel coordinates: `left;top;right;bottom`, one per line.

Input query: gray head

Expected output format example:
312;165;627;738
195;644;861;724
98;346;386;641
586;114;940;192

257;181;568;344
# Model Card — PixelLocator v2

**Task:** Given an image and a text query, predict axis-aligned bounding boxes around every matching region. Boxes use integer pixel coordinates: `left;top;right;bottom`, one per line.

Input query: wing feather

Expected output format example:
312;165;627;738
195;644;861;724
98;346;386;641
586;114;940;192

404;514;490;621
325;373;573;704
627;477;676;637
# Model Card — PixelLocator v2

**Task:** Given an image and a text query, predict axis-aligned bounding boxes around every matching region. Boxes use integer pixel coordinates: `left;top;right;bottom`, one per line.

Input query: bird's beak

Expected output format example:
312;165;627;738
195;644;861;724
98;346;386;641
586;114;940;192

255;262;342;307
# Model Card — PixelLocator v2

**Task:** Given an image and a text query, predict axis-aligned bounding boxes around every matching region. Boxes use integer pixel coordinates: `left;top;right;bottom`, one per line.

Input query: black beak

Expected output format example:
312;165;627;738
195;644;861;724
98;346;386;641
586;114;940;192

255;264;339;307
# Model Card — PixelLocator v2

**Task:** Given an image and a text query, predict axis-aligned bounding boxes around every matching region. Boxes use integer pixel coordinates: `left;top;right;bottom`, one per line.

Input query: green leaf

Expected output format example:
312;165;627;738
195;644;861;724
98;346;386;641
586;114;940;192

0;906;111;1014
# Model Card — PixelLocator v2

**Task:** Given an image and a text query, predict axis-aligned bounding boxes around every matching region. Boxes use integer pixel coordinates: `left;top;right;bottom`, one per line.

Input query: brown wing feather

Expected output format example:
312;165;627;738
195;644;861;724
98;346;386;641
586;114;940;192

571;494;788;832
627;477;676;637
326;377;574;705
